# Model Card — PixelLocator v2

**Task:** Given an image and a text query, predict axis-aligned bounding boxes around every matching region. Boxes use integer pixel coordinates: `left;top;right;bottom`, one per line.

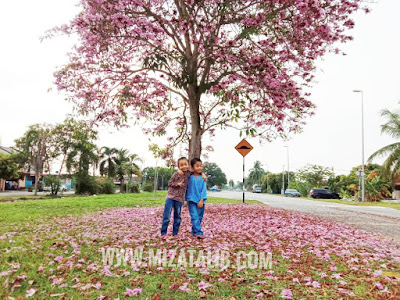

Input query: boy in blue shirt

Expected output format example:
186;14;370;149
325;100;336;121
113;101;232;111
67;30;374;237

185;158;207;239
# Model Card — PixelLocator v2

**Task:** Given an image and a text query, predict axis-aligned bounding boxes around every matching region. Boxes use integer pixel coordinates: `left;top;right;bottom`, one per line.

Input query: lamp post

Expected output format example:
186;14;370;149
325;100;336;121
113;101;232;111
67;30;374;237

284;146;290;189
281;165;285;195
353;90;365;202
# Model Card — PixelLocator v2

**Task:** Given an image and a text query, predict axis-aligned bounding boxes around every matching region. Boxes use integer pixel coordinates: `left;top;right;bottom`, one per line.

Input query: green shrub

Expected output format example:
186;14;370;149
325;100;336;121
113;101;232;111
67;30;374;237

44;175;61;195
28;185;33;192
98;178;116;194
128;184;140;193
143;183;154;192
75;174;99;195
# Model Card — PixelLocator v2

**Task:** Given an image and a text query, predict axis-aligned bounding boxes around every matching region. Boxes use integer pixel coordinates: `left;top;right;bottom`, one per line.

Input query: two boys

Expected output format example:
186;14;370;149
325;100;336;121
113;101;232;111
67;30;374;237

160;157;207;239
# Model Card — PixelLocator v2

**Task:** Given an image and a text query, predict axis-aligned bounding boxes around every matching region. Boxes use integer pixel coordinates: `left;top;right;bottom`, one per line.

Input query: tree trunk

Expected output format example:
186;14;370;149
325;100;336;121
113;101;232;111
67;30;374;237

34;173;38;196
120;177;124;193
188;95;202;159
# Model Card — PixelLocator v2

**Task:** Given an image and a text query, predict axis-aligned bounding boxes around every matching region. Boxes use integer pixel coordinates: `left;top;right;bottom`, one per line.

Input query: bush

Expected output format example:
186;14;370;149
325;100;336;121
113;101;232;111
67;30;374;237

28;185;33;192
98;178;116;194
143;183;154;192
44;175;61;195
75;174;99;195
128;183;140;193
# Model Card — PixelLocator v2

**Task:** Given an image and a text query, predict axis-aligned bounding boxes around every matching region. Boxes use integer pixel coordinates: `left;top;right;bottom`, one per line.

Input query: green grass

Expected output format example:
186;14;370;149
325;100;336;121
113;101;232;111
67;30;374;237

0;192;398;298
0;192;258;227
263;192;400;210
303;196;400;210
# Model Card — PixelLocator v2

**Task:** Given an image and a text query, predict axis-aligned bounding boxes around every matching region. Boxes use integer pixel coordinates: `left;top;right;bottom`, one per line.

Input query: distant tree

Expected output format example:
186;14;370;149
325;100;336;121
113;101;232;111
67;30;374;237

0;153;20;182
124;154;143;185
15;124;53;195
142;167;174;190
262;173;286;194
297;164;334;188
228;179;235;189
247;161;265;188
368;109;400;180
51;118;100;176
99;146;119;177
203;162;227;188
157;168;175;190
114;148;132;193
64;124;98;194
44;175;62;196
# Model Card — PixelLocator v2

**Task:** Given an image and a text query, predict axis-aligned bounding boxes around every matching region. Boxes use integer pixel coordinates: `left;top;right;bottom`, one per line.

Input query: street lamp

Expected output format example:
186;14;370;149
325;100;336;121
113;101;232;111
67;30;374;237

284;145;290;189
353;89;365;202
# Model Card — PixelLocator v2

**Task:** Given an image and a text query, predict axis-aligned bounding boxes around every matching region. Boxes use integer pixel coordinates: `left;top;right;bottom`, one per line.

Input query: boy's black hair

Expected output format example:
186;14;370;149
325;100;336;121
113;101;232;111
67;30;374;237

190;157;202;167
177;157;189;165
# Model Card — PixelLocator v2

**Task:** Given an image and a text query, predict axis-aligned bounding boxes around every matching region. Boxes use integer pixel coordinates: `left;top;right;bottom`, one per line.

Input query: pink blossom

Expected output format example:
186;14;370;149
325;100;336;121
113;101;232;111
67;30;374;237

25;288;36;298
124;287;142;296
375;282;384;290
312;281;321;288
198;281;212;290
281;289;293;299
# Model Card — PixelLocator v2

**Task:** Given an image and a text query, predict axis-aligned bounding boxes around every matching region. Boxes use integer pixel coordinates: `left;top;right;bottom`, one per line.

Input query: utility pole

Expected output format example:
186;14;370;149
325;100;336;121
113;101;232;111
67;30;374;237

284;146;290;188
281;165;285;195
353;90;365;202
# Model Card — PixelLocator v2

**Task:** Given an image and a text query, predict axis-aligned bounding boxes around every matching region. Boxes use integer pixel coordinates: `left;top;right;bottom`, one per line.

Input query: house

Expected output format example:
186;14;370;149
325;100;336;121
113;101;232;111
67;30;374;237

0;146;18;191
0;145;41;191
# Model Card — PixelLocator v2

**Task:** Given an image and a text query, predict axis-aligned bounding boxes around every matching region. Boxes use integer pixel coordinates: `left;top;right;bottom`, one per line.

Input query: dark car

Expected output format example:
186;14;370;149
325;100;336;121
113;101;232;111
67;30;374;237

310;188;340;199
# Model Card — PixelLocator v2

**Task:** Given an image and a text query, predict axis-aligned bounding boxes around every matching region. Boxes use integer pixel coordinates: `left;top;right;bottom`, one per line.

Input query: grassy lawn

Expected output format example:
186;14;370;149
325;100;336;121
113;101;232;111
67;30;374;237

0;192;258;228
0;193;399;298
303;196;400;210
264;193;400;210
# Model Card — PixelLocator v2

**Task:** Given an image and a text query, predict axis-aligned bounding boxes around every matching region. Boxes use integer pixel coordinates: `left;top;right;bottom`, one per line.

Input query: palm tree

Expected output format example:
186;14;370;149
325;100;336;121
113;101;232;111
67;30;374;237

66;142;98;174
114;148;132;193
247;160;265;188
99;147;118;177
124;154;143;187
368;109;400;179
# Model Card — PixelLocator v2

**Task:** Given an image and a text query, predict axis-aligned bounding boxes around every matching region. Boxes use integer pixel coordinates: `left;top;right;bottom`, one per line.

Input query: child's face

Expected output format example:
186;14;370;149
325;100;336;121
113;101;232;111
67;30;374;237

192;161;203;174
178;159;189;172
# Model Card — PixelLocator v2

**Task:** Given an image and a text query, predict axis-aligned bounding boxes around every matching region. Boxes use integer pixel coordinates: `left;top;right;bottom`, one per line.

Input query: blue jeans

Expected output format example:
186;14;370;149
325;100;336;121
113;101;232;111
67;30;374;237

160;198;182;236
188;201;205;236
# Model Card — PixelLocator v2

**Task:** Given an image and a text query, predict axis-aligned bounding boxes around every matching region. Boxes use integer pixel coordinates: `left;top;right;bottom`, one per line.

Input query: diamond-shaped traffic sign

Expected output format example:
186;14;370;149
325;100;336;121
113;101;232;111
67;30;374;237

235;138;253;157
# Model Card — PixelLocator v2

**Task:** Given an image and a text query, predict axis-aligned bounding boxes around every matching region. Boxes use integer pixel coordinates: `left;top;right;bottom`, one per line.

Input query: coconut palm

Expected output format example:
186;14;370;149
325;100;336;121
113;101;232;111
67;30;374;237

124;154;143;186
115;148;129;192
368;109;400;179
99;146;118;177
247;160;265;188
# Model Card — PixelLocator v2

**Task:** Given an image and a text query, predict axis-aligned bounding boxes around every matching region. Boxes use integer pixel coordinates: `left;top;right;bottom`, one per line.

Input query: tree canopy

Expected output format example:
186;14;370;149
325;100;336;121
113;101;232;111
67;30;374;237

50;0;366;160
203;162;227;188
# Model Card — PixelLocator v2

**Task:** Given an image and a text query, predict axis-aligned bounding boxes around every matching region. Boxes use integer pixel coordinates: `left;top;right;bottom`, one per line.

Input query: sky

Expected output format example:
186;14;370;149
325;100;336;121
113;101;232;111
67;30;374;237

1;0;399;182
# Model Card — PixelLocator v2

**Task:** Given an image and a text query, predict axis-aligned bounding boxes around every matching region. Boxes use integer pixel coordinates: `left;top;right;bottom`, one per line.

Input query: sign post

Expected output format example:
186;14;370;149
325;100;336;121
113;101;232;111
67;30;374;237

235;138;254;203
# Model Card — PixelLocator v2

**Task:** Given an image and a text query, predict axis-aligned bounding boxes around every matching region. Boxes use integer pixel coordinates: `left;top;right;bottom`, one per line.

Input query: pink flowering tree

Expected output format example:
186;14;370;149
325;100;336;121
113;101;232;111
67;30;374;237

51;0;366;161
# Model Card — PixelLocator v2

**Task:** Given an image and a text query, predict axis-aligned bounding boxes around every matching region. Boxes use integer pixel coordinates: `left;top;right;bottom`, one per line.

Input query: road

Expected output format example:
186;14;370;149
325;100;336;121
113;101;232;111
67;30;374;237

209;191;400;243
0;190;75;197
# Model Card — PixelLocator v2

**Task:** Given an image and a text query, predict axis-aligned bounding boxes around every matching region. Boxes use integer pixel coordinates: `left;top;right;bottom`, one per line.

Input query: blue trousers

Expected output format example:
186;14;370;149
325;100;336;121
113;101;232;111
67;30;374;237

188;201;205;236
160;198;182;236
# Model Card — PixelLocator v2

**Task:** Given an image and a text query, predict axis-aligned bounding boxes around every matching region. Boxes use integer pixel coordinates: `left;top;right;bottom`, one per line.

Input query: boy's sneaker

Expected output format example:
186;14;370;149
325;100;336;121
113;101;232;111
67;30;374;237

161;234;168;240
196;235;205;239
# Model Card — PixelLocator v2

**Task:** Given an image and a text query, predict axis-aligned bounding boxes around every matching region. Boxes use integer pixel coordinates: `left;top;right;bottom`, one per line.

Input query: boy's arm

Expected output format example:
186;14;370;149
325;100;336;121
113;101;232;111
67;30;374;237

168;172;184;188
201;181;207;201
198;182;207;208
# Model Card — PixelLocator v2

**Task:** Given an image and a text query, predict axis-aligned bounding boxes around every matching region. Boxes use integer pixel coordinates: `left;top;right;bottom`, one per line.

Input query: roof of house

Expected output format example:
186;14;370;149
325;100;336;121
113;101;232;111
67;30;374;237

0;146;15;155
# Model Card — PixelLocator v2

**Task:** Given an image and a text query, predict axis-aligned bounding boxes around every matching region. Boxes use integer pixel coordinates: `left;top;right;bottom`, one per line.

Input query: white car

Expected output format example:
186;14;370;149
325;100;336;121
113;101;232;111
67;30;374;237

252;185;262;193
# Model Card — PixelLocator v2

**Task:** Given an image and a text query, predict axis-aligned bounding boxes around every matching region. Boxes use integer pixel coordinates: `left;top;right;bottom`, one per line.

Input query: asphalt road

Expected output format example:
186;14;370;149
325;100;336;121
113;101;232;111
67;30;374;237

209;191;400;243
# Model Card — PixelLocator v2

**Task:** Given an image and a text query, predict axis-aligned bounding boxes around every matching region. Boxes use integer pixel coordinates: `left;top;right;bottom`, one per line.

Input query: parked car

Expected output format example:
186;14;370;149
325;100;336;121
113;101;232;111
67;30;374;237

252;184;262;193
310;188;340;199
209;185;221;192
285;189;301;197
